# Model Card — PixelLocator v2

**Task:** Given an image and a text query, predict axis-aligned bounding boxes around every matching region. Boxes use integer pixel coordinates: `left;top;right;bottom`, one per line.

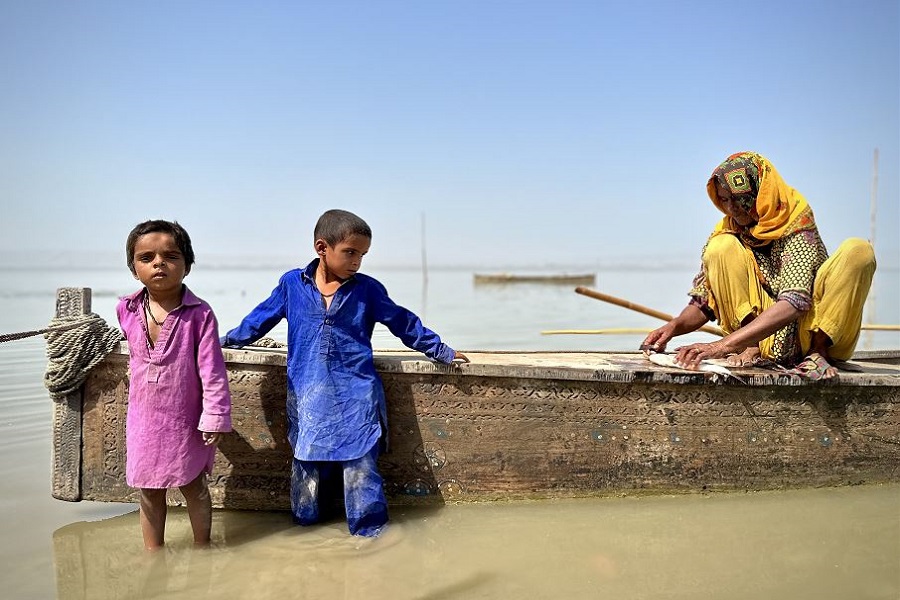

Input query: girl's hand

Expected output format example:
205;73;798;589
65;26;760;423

202;432;222;446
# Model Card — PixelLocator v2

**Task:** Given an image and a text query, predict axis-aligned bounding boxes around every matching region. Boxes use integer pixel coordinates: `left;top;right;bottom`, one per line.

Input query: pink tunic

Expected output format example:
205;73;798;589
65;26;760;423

117;286;232;489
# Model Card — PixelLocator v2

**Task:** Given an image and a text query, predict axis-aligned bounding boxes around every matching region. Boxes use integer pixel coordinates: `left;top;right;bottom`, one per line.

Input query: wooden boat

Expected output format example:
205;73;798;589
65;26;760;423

51;288;900;510
474;272;596;285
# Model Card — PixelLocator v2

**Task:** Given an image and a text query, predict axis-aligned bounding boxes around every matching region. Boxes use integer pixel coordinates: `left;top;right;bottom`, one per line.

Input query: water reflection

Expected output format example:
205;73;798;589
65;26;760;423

53;505;468;600
53;486;900;600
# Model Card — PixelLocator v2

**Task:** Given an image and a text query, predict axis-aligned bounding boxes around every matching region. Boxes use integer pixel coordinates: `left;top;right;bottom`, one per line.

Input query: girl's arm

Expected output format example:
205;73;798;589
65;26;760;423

197;308;232;433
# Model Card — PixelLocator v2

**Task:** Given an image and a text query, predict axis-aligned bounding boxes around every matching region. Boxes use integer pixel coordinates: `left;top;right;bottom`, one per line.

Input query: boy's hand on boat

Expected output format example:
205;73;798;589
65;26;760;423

452;351;469;364
202;432;222;446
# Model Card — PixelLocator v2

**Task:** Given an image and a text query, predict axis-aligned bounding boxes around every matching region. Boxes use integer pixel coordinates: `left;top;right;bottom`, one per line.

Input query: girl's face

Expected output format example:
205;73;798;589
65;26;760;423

131;232;189;294
715;181;758;227
316;233;370;280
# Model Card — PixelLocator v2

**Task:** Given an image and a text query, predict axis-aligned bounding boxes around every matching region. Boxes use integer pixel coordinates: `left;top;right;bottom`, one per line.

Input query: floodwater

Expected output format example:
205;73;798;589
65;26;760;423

1;265;899;599
47;486;900;600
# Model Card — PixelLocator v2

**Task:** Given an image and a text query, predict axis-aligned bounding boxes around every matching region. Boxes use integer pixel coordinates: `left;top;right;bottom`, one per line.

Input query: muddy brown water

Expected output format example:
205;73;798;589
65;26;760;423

2;267;898;598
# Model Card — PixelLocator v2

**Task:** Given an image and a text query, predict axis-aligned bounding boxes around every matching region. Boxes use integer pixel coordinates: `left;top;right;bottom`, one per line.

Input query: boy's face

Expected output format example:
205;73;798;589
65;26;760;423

131;232;189;294
317;233;370;280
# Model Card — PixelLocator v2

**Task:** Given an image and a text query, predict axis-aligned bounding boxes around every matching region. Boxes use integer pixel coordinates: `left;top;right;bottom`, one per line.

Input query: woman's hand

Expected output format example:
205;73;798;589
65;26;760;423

673;340;734;369
640;304;712;356
202;432;222;446
640;323;677;355
673;299;801;368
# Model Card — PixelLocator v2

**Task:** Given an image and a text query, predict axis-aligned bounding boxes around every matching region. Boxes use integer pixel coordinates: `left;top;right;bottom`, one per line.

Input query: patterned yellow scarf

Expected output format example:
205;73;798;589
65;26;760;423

706;151;816;247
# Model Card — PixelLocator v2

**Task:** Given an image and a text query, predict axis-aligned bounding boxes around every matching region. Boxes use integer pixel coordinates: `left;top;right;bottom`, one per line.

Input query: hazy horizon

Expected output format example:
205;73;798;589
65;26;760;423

2;2;897;271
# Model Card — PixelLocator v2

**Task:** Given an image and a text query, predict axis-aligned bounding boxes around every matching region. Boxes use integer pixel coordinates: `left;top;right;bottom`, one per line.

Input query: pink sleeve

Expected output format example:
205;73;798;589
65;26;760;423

196;307;233;433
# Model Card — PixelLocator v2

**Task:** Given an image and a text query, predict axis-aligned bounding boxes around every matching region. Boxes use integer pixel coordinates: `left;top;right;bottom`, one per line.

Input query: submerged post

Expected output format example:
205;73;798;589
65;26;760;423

51;287;91;501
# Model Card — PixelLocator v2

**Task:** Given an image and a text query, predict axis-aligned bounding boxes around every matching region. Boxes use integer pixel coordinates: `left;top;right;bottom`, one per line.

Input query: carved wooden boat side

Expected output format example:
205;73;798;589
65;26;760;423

50;288;900;510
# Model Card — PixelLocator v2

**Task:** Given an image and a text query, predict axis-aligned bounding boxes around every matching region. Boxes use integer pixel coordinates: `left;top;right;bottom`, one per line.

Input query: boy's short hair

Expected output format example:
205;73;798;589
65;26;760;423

314;209;372;246
126;220;196;274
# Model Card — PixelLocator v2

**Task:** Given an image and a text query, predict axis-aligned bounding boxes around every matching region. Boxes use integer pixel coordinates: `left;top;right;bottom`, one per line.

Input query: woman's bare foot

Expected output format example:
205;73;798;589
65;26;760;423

726;346;761;367
799;330;838;380
789;352;838;380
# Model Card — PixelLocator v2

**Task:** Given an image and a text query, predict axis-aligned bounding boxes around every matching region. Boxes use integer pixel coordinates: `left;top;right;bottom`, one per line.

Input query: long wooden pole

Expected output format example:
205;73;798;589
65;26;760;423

575;287;725;336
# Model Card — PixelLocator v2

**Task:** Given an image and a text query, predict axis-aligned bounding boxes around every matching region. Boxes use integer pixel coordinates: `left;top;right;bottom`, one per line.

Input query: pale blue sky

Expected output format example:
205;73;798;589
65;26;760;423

1;0;897;269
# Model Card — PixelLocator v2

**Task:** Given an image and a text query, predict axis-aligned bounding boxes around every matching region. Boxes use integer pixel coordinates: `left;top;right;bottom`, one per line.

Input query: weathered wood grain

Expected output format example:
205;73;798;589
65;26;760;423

71;345;900;509
50;287;91;502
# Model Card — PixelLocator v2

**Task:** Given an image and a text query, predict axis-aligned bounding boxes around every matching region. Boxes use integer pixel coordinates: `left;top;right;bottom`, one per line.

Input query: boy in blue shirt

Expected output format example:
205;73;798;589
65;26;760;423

222;209;467;536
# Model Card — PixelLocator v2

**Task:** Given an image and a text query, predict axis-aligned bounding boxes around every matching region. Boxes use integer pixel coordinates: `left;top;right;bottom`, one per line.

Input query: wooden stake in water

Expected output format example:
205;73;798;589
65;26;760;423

865;148;878;350
421;211;428;322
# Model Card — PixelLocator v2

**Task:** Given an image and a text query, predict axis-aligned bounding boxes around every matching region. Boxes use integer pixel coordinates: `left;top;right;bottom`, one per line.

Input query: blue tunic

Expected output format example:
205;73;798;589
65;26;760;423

222;259;456;461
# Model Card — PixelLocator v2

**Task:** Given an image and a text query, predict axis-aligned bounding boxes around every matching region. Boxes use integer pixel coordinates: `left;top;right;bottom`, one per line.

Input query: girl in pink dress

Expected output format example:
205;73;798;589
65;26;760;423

117;220;232;550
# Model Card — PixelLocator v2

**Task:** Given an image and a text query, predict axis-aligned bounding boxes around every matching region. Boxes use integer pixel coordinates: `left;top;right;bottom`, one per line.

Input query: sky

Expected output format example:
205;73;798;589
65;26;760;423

1;0;898;270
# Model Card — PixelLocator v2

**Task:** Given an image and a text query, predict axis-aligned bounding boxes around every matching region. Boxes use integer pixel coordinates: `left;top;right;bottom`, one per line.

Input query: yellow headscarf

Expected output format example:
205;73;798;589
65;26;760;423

707;151;816;246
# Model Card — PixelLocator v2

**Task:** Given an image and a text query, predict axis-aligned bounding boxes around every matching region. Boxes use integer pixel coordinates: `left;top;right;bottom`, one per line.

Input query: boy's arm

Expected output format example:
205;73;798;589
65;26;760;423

197;308;232;434
221;281;287;348
374;286;457;364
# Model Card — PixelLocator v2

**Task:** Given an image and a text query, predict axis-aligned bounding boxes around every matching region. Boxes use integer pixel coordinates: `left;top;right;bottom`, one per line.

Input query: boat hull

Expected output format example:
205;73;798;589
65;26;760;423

61;346;900;509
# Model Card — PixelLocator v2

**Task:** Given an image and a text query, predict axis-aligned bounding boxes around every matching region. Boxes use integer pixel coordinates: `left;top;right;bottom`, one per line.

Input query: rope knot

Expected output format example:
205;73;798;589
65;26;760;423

249;337;285;348
43;313;124;400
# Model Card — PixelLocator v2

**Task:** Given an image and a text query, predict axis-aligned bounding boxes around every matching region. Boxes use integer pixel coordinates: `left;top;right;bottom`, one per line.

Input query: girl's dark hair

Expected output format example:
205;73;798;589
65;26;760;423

125;220;195;274
313;209;372;246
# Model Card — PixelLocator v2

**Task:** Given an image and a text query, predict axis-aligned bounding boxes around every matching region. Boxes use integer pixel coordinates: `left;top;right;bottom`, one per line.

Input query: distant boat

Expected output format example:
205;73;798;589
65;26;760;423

474;273;596;285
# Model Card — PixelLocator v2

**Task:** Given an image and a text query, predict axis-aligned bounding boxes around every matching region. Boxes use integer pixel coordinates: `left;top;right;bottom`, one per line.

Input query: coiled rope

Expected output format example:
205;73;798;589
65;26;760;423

44;314;124;400
0;314;124;400
249;337;285;348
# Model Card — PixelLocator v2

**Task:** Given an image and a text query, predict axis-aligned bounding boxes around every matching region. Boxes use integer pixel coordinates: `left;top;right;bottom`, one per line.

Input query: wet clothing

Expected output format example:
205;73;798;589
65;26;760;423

117;286;232;489
291;444;388;537
222;259;456;536
690;152;875;365
222;259;457;462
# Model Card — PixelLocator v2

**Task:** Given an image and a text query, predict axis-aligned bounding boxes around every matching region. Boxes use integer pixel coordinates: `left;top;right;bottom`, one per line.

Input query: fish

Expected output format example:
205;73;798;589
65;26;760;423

645;352;745;384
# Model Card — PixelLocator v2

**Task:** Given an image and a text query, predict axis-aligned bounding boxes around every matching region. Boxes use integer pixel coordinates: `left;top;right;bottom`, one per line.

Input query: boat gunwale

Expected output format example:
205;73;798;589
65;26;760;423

109;342;900;388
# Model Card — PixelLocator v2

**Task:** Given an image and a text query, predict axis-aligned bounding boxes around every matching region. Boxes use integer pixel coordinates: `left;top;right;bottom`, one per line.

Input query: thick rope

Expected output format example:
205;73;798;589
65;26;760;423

41;314;124;400
249;337;286;348
0;319;85;344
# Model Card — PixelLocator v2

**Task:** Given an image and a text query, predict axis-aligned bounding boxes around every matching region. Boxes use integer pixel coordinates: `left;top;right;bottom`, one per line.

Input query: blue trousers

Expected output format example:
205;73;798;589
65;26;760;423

290;443;388;537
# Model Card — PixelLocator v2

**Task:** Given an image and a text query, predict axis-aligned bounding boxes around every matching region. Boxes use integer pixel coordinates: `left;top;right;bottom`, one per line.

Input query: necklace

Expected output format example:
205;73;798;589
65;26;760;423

144;293;165;326
318;278;346;298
